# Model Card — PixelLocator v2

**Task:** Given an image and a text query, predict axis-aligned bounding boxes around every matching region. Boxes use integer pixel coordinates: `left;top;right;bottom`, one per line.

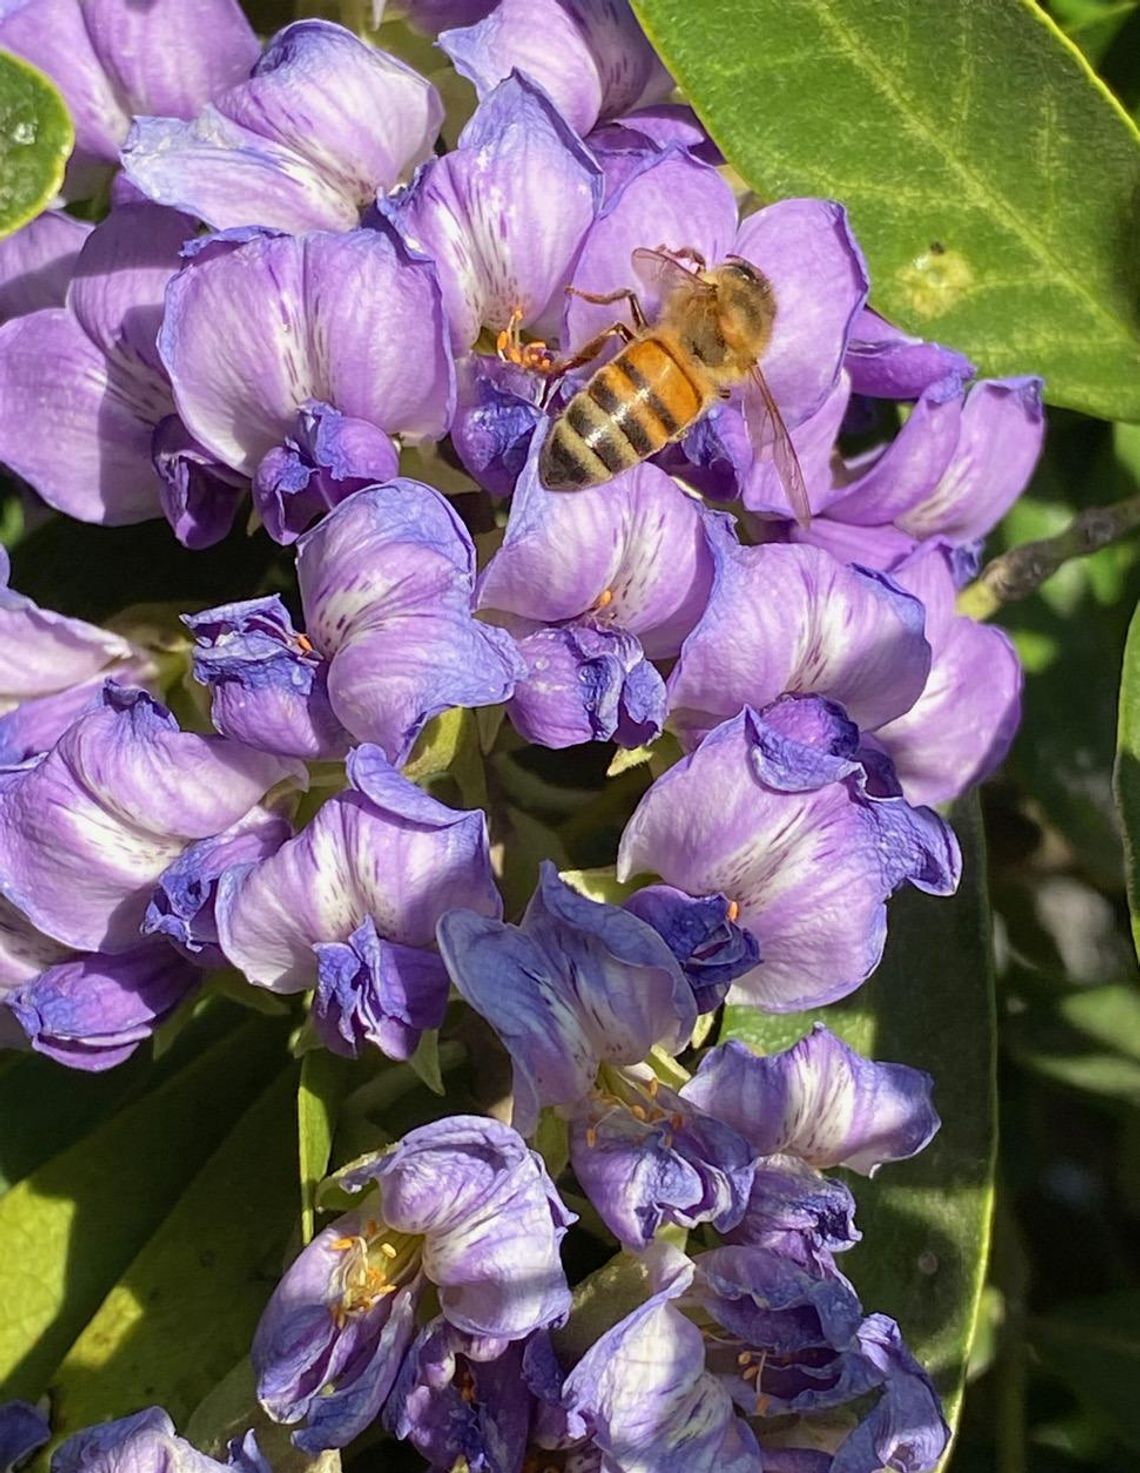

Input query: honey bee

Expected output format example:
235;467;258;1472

512;246;809;523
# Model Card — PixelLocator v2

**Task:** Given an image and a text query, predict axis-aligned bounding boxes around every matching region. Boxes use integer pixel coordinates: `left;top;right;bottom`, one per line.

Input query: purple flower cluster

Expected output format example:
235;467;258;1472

0;0;1043;1467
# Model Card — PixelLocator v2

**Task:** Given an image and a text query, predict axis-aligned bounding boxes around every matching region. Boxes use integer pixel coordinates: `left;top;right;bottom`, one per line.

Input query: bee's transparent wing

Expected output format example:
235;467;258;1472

631;246;714;300
744;363;811;528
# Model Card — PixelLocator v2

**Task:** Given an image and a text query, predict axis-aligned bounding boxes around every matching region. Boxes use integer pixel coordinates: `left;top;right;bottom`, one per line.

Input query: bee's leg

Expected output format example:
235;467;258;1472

539;320;635;397
563;284;647;331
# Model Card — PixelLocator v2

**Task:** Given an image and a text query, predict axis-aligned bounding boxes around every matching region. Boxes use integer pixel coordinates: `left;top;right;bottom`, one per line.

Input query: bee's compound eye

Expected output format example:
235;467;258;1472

724;256;761;284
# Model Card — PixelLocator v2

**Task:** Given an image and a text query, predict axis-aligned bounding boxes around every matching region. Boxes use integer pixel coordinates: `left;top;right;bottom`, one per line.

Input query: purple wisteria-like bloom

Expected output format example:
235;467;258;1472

0;684;300;954
618;701;960;1010
0;0;259;198
159;228;454;534
123;21;443;233
50;1408;266;1473
439;0;673;138
252;1115;573;1452
382;71;604;351
189;483;522;763
217;746;499;1058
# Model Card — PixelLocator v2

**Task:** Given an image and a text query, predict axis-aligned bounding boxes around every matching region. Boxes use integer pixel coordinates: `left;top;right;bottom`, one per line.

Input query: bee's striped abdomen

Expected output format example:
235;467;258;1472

539;337;704;490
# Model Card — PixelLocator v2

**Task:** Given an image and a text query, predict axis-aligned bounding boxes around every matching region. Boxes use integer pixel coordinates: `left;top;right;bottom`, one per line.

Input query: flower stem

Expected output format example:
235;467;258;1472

958;492;1140;620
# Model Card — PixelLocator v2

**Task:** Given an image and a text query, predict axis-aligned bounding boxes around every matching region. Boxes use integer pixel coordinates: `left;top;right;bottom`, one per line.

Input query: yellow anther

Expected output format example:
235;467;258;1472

585;1125;598;1148
595;587;615;609
630;1104;649;1121
646;1076;660;1098
379;1241;398;1259
726;899;740;924
296;632;314;654
737;1350;753;1367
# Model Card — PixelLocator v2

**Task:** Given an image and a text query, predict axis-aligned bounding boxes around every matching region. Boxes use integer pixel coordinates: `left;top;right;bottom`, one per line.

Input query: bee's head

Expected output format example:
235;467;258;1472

708;255;777;359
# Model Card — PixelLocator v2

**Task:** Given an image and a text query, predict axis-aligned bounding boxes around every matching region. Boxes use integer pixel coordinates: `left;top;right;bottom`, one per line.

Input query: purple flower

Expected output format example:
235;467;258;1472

217;746;498;1057
683;1025;940;1176
293;482;523;763
252;1115;573;1451
144;804;292;969
0;548;152;765
666;540;932;753
563;1242;762;1473
868;542;1022;805
478;441;720;744
381;72;603;350
439;0;672;138
437;862;696;1134
0;204;190;525
252;400;399;545
823;1317;949;1473
0;685;301;954
159;229;454;492
123;21;442;233
844;308;975;401
6;940;200;1072
725;1155;861;1265
0;1401;49;1472
0;209;90;324
617;702;960;1010
506;621;667;749
184;595;350;762
152;415;249;549
50;1408;265;1473
0;0;258;198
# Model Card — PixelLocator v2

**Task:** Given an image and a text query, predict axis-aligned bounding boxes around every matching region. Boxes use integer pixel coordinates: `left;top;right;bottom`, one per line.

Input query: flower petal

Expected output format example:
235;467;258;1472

161;229;454;476
382;72;602;348
0;209;91;324
844;308;975;400
668;541;931;750
733;199;869;427
684;1026;940;1175
217;747;499;992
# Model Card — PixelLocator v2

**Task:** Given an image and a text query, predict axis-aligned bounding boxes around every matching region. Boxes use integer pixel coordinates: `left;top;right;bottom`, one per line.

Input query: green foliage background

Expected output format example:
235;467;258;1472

1;1;1140;1470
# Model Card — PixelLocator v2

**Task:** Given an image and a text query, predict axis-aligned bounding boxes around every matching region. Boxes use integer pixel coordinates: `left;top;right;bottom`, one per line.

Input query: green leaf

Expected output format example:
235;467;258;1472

1032;1291;1140;1450
722;794;996;1461
48;1067;298;1439
0;1016;289;1401
1115;602;1140;961
632;0;1140;421
1005;979;1140;1104
0;53;71;238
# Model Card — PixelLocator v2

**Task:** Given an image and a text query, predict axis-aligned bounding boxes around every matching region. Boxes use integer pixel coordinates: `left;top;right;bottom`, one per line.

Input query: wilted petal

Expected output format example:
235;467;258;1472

564;149;738;352
341;1115;573;1341
872;543;1022;805
897;377;1045;543
144;804;291;968
7;940;199;1071
218;745;499;992
437;862;696;1134
564;1241;761;1473
0;210;91;324
667;541;930;749
683;1026;939;1175
844;309;975;400
312;915;449;1061
830;1316;949;1473
507;621;666;750
724;1154;861;1261
161;229;454;477
733;199;869;428
185;595;351;761
383;73;602;348
618;706;959;1010
0;686;301;952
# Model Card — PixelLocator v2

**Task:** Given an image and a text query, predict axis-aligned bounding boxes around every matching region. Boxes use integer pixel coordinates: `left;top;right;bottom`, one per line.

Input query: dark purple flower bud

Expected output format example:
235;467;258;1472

449;353;545;498
623;885;761;1012
252;401;399;545
185;595;351;761
723;1155;861;1265
507;621;666;750
312;915;450;1061
152;415;247;550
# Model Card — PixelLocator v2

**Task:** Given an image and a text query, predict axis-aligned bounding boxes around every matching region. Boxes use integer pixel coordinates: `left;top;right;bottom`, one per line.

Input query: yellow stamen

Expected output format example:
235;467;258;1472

585;1125;598;1148
595;587;615;609
296;632;314;654
379;1242;398;1259
726;899;740;924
